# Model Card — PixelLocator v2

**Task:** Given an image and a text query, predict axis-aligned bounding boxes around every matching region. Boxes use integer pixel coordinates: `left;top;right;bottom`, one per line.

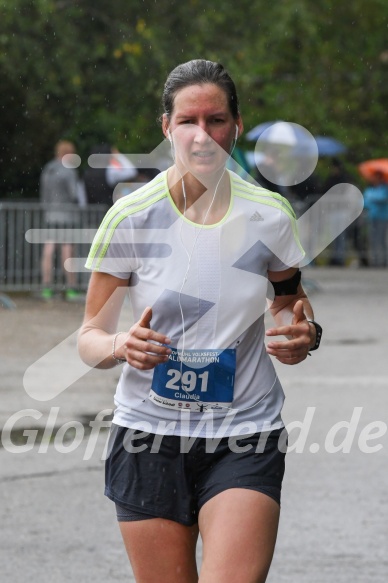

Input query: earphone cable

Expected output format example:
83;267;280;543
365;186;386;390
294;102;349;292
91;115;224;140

168;128;279;413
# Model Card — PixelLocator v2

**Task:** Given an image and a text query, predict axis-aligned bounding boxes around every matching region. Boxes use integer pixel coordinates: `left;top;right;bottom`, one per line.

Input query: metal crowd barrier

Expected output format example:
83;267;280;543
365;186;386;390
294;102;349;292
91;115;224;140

0;202;108;292
290;191;369;267
0;192;369;296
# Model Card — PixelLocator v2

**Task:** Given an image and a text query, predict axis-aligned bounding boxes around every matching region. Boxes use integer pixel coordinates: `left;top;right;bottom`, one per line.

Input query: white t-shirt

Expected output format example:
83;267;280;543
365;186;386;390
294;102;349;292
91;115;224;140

86;170;305;437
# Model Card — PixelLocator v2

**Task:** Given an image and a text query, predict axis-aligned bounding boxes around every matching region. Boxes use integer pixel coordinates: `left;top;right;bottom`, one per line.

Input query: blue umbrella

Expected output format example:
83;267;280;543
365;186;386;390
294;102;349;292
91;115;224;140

246;121;316;154
245;122;319;186
245;121;317;158
314;136;347;157
245;121;281;141
246;123;347;157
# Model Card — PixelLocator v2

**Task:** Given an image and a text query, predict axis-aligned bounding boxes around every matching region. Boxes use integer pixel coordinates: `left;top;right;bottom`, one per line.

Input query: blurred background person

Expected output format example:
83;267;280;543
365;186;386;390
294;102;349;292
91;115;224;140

322;158;352;266
363;170;388;267
83;144;138;208
107;147;139;201
39;140;81;301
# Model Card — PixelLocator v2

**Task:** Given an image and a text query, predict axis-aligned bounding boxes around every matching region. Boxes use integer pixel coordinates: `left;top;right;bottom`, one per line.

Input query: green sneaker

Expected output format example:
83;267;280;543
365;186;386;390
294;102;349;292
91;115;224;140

41;288;53;300
65;289;84;302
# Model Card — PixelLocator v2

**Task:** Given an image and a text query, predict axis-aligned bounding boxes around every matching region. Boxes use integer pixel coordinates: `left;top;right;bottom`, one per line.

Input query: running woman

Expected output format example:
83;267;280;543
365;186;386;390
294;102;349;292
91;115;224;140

78;59;322;583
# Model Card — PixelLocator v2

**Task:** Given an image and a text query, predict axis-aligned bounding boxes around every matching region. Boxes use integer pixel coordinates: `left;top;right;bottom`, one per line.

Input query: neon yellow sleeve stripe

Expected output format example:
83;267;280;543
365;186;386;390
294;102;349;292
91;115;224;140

86;191;167;268
89;176;167;257
96;174;166;231
230;173;295;211
288;215;304;256
234;190;296;221
232;181;295;217
228;173;302;253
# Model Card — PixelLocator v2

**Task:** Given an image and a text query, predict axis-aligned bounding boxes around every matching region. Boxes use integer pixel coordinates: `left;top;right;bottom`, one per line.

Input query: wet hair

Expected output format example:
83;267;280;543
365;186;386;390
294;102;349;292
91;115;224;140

162;59;240;120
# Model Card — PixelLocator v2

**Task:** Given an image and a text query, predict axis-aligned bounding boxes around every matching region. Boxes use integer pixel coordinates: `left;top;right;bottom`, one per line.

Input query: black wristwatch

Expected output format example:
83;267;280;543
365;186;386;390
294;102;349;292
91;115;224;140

307;320;323;351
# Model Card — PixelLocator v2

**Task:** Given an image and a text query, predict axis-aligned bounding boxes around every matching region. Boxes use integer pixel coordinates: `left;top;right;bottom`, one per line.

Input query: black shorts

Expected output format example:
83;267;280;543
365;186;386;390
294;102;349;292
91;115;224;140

105;425;287;526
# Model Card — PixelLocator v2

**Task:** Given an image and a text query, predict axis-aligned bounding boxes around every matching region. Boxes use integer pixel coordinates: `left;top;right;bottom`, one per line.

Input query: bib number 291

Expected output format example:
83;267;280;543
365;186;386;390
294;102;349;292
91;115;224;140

166;369;209;393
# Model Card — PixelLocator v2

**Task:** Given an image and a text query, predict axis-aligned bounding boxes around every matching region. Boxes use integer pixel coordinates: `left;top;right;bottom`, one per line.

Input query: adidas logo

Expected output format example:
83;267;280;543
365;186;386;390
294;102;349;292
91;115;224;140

249;211;264;222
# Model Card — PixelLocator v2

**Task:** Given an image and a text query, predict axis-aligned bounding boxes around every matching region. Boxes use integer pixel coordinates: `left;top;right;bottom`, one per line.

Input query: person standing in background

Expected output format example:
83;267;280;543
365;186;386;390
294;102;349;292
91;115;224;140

363;170;388;267
39;140;81;301
83;144;137;208
107;147;139;202
322;158;352;266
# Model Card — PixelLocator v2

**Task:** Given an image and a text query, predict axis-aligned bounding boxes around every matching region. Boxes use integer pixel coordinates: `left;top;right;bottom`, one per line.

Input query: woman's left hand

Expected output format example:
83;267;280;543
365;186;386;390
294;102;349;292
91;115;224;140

265;300;315;364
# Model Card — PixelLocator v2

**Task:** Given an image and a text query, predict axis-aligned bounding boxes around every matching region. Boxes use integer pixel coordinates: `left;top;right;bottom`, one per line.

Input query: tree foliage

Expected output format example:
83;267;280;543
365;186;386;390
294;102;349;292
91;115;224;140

1;0;387;197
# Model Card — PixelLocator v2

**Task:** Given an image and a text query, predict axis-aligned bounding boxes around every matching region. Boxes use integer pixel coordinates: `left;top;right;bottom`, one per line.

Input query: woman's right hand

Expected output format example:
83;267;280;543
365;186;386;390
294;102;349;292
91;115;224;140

118;307;172;370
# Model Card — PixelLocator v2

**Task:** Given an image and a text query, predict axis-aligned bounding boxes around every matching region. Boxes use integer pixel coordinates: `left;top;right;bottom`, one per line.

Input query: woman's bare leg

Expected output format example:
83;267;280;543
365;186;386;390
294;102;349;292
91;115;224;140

41;242;55;287
119;518;199;583
61;243;76;288
198;489;280;583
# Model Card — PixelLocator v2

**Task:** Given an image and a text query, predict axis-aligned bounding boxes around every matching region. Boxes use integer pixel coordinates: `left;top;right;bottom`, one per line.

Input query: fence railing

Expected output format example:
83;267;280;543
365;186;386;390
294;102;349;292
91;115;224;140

0;193;369;294
0;202;108;292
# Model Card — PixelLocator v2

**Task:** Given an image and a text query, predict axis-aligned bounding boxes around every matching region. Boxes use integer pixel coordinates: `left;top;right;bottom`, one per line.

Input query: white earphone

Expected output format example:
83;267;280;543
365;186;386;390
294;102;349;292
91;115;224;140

167;128;172;142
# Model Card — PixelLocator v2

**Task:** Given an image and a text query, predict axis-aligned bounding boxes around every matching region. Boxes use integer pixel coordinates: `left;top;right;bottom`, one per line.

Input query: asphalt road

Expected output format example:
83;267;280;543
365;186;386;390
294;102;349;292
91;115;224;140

1;267;387;582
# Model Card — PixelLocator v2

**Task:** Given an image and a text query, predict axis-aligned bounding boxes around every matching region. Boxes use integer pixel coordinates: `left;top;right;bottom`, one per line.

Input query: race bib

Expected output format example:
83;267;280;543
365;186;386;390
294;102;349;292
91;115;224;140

149;347;236;412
